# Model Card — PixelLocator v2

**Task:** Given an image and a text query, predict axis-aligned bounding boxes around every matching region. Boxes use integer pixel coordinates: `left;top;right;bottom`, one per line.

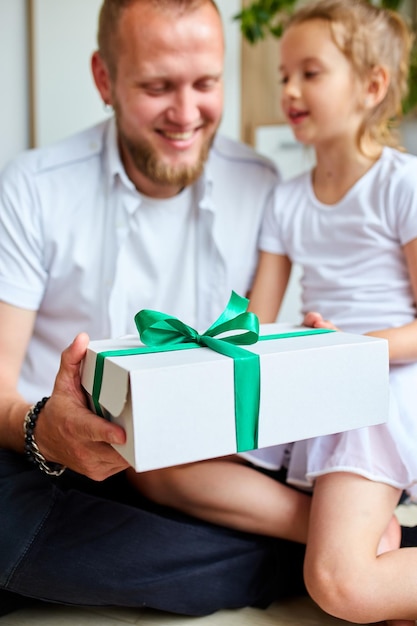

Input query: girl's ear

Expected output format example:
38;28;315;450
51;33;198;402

364;65;390;109
91;51;113;107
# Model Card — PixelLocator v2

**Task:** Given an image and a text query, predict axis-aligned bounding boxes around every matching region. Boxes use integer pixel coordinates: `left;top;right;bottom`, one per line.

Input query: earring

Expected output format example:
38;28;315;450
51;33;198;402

364;97;371;108
103;103;113;113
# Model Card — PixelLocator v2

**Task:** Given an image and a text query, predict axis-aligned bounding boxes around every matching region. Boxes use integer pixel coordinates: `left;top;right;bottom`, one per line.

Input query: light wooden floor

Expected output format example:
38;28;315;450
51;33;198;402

0;598;361;626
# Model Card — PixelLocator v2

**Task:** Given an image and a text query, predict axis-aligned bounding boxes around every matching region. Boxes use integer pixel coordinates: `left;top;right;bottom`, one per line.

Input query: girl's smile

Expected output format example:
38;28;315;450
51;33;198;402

287;107;310;125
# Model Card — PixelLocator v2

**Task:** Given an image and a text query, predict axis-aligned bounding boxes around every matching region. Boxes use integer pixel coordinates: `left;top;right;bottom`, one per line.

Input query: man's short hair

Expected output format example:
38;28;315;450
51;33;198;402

97;0;220;78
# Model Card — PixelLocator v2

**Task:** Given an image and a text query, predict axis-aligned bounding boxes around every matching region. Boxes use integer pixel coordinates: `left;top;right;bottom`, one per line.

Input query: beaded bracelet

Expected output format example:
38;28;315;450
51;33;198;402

23;396;67;477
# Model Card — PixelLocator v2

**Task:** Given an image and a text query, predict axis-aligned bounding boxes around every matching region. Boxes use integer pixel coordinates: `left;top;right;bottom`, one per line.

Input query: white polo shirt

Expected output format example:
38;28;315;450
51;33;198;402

0;119;279;401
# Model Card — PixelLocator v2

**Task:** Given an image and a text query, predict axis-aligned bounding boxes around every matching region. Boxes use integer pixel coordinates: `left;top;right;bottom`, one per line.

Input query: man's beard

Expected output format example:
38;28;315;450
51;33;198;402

118;124;216;189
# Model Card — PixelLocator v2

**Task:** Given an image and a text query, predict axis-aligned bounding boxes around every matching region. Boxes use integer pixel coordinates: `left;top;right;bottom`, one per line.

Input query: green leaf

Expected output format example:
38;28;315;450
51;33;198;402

379;0;404;10
269;24;284;38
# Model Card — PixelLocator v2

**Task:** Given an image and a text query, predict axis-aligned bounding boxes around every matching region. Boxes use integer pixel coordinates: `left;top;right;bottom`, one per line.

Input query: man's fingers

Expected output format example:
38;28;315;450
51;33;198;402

53;332;90;401
82;412;127;446
60;332;90;376
69;437;130;480
38;404;128;478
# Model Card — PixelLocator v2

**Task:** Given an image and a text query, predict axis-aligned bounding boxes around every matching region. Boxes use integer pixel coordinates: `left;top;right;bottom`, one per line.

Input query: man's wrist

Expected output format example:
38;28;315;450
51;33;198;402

23;396;67;477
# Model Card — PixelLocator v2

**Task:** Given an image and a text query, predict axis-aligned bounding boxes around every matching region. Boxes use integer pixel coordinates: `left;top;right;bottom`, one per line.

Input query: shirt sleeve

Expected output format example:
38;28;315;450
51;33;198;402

0;159;47;309
390;157;417;246
258;184;289;256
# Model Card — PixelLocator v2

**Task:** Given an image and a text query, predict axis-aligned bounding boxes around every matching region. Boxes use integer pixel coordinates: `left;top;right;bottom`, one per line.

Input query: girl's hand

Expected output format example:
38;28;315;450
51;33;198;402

303;311;339;330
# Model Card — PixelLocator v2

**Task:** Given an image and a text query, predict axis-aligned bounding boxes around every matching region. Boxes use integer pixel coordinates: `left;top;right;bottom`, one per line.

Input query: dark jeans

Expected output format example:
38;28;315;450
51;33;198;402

0;450;305;616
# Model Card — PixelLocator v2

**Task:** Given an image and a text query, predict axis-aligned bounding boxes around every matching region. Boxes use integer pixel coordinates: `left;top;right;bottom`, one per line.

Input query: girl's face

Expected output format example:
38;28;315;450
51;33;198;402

280;19;365;150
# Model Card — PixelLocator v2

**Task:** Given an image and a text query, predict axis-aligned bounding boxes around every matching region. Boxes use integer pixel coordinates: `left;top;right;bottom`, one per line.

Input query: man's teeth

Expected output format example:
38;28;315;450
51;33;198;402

164;131;194;140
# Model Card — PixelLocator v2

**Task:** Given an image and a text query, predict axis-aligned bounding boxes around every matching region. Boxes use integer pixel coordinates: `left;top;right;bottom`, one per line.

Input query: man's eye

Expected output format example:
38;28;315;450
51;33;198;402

143;84;169;95
195;79;218;91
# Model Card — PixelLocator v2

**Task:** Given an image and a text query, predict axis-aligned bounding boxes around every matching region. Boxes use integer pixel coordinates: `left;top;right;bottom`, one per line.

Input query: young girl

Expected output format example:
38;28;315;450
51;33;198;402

129;2;417;622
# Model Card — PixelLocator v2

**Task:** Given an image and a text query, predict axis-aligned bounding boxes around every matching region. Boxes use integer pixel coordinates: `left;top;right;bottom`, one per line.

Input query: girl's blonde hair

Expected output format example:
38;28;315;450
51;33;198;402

285;0;413;150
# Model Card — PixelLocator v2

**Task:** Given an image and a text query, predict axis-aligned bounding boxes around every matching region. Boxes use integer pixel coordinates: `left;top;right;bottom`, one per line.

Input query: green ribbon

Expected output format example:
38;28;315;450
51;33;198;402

91;292;334;453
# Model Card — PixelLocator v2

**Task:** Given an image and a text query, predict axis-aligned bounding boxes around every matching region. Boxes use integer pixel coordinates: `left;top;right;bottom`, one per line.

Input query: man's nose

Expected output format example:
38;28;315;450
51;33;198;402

166;87;198;125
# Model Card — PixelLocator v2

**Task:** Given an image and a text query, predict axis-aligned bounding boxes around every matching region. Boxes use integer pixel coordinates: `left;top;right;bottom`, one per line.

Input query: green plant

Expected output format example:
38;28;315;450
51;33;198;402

234;0;417;115
234;0;298;43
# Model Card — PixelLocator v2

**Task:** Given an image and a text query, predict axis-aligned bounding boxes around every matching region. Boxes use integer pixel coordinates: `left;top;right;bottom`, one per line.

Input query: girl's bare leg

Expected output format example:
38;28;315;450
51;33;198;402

304;472;417;624
129;459;406;550
127;457;311;543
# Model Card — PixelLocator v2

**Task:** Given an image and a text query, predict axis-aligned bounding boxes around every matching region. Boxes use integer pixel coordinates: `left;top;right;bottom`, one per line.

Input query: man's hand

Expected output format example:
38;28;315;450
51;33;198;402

34;333;129;481
303;311;339;331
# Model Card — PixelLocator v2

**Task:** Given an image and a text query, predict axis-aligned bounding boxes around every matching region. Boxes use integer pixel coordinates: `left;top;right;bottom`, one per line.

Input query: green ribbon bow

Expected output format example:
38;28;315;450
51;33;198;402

134;291;261;452
91;291;334;454
92;292;260;452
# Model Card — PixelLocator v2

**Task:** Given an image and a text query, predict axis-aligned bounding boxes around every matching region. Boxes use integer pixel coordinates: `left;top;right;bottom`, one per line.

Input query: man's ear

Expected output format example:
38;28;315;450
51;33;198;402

91;51;113;106
364;65;390;109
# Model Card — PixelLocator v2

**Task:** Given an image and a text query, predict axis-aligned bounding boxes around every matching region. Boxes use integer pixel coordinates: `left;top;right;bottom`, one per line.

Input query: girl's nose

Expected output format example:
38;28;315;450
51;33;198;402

282;76;300;99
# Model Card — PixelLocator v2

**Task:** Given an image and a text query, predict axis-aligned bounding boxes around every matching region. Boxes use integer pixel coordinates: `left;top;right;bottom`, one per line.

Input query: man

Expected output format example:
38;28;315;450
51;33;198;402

0;0;306;616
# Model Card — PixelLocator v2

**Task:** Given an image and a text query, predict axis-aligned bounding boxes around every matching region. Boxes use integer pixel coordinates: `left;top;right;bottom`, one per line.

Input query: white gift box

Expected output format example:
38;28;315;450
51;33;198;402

81;323;389;472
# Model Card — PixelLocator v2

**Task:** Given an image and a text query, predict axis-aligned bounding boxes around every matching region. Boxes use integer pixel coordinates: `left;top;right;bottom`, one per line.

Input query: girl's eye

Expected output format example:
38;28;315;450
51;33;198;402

304;71;319;79
280;76;289;85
